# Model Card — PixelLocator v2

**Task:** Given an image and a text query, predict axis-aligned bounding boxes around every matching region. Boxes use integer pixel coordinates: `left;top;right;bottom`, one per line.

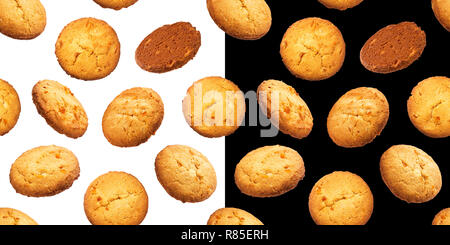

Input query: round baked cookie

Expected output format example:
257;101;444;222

55;17;120;80
432;0;450;31
257;79;313;139
10;145;80;197
155;145;217;203
32;80;88;139
309;171;373;225
206;0;272;40
235;145;305;198
407;76;450;138
360;22;426;74
318;0;364;10
0;0;46;39
207;208;263;225
280;17;345;81
102;87;164;147
380;145;442;203
432;208;450;225
84;171;148;225
0;208;37;225
0;79;21;136
182;76;245;138
93;0;138;10
327;87;389;148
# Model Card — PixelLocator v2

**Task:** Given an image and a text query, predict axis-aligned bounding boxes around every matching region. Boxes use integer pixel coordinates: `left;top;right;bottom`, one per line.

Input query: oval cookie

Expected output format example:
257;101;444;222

93;0;138;10
257;79;313;139
55;17;120;80
135;22;201;73
318;0;364;10
360;22;426;74
432;0;450;31
0;0;46;39
155;145;217;203
0;208;38;225
102;87;164;147
206;0;272;40
10;145;80;197
32;80;88;139
327;87;389;148
433;208;450;225
207;208;263;225
0;79;21;136
84;171;148;225
235;145;305;198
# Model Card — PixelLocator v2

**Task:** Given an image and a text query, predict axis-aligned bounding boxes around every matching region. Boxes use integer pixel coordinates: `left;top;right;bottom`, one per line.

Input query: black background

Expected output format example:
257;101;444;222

226;0;450;229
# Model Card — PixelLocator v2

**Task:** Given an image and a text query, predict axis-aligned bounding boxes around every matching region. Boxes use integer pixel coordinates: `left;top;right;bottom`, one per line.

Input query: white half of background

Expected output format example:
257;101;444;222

0;0;225;225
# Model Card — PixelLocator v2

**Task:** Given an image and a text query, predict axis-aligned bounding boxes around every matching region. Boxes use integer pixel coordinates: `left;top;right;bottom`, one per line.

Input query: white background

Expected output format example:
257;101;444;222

0;0;225;225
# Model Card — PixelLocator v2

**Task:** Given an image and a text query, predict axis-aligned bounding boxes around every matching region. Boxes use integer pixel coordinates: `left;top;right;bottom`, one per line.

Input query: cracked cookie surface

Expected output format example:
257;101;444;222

0;0;46;39
93;0;138;10
84;171;148;225
207;208;263;225
0;208;37;225
380;145;442;203
55;17;120;80
318;0;364;10
0;79;21;136
432;208;450;225
309;171;373;225
155;145;217;203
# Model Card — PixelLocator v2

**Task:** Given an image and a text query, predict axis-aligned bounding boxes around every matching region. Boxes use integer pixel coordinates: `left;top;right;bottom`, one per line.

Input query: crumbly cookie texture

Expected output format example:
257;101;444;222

84;171;148;225
0;79;21;136
280;17;345;81
155;145;217;203
318;0;364;10
327;87;390;148
433;208;450;225
0;208;38;225
102;87;164;147
55;17;120;80
432;0;450;31
10;145;80;197
235;145;305;198
407;76;450;138
206;0;272;40
0;0;46;39
309;171;373;225
32;80;88;139
93;0;138;10
380;145;442;203
207;208;263;225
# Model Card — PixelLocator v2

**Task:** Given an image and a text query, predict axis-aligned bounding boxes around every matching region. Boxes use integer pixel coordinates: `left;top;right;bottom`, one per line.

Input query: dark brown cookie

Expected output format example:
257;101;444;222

360;22;426;74
135;22;201;73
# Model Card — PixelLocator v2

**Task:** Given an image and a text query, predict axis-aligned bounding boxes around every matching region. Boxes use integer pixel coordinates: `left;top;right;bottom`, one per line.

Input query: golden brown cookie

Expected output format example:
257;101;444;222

432;208;450;225
32;80;88;139
135;22;201;73
206;0;272;40
155;145;217;203
84;171;148;225
93;0;138;10
309;171;373;225
235;145;305;198
0;208;38;225
10;145;80;197
318;0;364;10
432;0;450;31
280;17;345;81
360;22;426;74
257;79;313;139
407;76;450;138
0;0;46;39
207;208;263;225
55;17;120;80
0;79;21;136
102;87;164;147
182;76;245;138
327;87;389;148
380;145;442;203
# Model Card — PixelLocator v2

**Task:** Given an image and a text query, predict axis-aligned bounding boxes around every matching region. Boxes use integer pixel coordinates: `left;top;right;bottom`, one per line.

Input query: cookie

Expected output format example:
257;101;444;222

432;0;450;31
84;171;148;225
432;208;450;225
32;80;88;139
182;76;245;138
135;22;201;73
380;145;442;203
360;22;426;74
206;0;272;40
280;17;346;81
55;17;120;80
102;87;164;147
0;0;46;39
207;208;263;225
327;87;389;148
318;0;364;10
10;145;80;197
257;79;313;139
0;79;21;136
0;208;37;225
309;171;373;225
93;0;138;10
155;145;217;203
407;76;450;138
234;145;305;198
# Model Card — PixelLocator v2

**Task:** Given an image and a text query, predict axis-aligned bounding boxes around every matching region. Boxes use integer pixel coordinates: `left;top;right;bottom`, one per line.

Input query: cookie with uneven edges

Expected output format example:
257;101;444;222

0;208;38;225
0;0;46;39
93;0;138;10
318;0;364;10
433;208;450;225
207;208;263;225
0;79;21;136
